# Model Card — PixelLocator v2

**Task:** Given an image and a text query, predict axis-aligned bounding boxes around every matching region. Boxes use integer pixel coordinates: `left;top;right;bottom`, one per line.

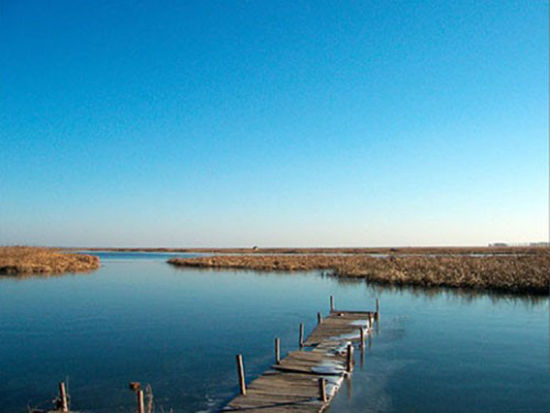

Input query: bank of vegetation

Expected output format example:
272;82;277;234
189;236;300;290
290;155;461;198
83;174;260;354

0;246;100;275
168;252;550;294
94;246;544;255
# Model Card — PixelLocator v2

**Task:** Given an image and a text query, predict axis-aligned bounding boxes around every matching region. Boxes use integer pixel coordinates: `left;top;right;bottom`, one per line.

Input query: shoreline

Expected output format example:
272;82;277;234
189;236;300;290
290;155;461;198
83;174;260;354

73;246;547;255
0;246;100;275
168;253;550;295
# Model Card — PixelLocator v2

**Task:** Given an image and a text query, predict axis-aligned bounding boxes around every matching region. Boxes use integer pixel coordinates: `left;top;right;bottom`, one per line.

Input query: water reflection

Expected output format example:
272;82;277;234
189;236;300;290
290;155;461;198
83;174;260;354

0;253;548;413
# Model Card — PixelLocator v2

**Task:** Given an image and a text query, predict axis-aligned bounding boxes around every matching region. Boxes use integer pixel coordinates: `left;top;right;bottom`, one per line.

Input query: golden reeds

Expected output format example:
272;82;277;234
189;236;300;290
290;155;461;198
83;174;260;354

0;246;100;275
168;252;550;294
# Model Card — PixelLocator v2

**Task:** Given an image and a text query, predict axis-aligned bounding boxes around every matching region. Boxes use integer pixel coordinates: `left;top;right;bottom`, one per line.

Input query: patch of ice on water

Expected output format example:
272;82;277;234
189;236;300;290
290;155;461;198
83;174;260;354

311;360;345;375
324;375;344;398
331;340;352;355
328;331;362;341
349;319;371;328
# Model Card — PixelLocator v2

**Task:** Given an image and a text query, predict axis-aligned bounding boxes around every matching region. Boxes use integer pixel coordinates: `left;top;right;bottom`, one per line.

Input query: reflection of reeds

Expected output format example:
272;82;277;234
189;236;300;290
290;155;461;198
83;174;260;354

168;252;550;295
0;246;100;275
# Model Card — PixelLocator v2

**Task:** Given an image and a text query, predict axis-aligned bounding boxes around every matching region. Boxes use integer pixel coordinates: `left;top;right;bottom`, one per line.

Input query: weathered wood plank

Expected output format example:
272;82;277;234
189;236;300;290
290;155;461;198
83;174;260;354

224;307;375;412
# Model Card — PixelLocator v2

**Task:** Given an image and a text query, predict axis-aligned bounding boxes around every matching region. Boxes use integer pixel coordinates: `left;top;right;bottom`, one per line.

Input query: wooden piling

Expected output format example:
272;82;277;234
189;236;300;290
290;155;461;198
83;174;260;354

317;312;323;325
275;337;280;364
137;389;145;413
299;323;304;348
330;296;335;312
318;378;327;402
58;381;68;413
236;354;246;395
225;310;376;412
359;327;365;352
375;298;380;319
346;343;354;373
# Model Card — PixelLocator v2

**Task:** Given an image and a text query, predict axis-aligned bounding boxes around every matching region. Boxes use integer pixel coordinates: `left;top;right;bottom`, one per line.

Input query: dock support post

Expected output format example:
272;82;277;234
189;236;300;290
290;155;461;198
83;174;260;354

359;327;365;352
58;381;68;412
137;389;145;413
236;354;246;395
375;298;380;319
317;312;323;325
299;323;304;348
318;378;327;402
275;337;280;364
330;296;335;312
346;343;354;373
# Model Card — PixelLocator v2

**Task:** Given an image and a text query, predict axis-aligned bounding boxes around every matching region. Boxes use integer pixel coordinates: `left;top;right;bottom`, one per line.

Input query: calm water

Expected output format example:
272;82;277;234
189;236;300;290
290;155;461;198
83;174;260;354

0;253;548;412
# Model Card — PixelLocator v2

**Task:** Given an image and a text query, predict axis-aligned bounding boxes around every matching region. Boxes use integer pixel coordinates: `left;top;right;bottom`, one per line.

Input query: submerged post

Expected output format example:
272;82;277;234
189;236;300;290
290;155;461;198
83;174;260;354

275;337;280;364
330;296;335;312
346;343;354;373
236;354;246;395
317;312;323;325
299;323;304;348
58;381;68;413
375;298;380;319
137;389;145;413
359;327;365;352
318;377;327;402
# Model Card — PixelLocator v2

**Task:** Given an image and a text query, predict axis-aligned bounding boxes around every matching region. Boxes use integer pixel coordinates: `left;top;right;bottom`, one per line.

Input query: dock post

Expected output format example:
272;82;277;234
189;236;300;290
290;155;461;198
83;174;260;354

330;296;335;312
137;389;145;413
299;323;304;348
359;327;365;352
318;378;327;402
317;312;323;325
275;337;280;364
58;381;68;412
375;298;380;319
236;354;246;395
346;343;354;373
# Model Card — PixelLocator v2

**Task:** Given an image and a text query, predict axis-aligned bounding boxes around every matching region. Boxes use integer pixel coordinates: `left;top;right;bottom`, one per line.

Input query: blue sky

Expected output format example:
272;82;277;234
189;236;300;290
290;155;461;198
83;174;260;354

1;1;547;247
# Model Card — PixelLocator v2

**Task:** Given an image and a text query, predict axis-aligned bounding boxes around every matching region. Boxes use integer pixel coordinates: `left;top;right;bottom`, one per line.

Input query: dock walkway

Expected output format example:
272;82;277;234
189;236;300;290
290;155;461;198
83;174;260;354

223;298;378;412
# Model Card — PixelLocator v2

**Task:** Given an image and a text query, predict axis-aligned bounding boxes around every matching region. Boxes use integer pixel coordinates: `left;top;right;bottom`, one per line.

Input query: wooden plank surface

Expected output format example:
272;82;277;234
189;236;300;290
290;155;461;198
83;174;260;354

224;308;375;412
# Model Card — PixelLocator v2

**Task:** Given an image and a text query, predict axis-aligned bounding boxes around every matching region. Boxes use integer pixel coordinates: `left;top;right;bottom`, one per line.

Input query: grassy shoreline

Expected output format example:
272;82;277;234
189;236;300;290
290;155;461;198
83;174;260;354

168;252;550;295
0;246;100;275
79;246;547;254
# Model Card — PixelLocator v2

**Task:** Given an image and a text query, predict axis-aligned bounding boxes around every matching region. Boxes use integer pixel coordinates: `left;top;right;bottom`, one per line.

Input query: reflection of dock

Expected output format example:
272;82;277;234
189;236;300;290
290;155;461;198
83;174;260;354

224;297;379;412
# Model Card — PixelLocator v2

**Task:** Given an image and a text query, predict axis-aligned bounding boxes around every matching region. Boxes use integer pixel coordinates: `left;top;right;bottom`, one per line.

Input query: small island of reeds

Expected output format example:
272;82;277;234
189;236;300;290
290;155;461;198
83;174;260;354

168;248;550;295
0;246;100;275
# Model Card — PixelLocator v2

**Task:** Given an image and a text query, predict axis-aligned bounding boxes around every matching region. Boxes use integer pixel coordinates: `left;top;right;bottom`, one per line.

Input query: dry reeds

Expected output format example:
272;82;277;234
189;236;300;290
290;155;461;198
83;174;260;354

0;246;100;275
168;252;550;294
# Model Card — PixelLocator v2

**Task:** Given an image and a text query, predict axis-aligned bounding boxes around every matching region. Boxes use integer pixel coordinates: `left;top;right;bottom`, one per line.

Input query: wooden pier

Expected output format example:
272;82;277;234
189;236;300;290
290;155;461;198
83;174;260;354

223;297;378;412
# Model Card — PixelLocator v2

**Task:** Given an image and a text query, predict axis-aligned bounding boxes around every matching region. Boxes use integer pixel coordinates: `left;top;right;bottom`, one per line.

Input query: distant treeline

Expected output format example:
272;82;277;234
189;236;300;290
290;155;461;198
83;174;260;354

80;246;547;255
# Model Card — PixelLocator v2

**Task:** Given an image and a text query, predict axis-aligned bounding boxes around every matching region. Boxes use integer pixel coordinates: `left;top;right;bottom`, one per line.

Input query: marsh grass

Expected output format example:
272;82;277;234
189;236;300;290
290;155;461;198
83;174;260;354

0;246;100;275
168;252;550;294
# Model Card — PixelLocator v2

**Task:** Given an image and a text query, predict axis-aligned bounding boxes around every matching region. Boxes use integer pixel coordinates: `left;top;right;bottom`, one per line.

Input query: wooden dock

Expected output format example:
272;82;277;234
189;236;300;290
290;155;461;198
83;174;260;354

223;297;378;412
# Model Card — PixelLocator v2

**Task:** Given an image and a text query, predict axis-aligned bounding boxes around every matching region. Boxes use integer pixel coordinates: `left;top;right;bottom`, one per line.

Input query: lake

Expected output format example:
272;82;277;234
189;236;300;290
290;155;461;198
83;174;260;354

0;252;548;412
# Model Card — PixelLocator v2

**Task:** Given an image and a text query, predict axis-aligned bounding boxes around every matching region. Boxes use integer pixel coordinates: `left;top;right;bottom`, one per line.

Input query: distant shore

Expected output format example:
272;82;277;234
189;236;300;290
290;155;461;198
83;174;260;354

168;252;550;295
78;246;546;255
0;246;100;275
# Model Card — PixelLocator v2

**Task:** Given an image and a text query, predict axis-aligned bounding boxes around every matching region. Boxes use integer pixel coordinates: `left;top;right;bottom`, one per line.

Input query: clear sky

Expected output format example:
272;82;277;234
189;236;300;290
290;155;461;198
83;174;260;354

1;1;548;247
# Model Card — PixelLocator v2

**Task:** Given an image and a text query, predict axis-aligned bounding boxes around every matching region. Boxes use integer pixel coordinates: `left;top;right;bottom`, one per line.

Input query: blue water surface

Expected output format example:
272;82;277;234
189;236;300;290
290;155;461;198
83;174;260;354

0;252;548;412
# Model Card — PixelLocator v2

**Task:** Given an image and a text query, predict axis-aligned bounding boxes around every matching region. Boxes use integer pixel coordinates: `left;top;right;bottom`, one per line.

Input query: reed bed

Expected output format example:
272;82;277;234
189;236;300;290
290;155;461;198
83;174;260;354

0;246;100;275
168;252;550;294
